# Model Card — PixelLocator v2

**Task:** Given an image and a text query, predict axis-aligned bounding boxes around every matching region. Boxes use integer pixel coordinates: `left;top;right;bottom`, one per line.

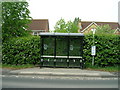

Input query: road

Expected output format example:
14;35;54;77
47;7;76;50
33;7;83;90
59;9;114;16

2;75;118;88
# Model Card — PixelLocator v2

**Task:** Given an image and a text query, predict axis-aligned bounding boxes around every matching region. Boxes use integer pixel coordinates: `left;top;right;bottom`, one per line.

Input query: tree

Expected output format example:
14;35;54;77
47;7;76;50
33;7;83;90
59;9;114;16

0;2;2;41
69;17;81;33
54;18;67;33
54;17;80;33
95;24;115;34
2;2;31;41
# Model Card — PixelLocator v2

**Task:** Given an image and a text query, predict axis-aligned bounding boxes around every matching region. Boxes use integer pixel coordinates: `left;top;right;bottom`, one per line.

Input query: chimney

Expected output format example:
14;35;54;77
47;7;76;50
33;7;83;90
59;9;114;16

78;20;82;33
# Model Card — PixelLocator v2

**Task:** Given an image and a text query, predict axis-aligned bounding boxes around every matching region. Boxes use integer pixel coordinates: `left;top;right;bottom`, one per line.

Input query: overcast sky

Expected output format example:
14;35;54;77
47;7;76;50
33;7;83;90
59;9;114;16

27;0;120;30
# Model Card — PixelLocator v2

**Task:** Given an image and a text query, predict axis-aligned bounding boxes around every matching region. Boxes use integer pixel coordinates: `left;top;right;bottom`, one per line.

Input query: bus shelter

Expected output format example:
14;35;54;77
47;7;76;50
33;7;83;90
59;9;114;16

39;33;84;68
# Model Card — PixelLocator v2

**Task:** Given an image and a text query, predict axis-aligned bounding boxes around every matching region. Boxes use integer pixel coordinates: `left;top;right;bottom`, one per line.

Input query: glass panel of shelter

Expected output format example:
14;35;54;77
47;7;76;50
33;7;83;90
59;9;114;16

43;37;54;56
69;37;82;57
42;36;83;57
56;37;68;56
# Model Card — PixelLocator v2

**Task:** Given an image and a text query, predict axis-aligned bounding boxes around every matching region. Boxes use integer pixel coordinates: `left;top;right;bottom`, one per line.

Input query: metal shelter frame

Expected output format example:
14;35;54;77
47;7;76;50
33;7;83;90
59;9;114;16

39;33;84;68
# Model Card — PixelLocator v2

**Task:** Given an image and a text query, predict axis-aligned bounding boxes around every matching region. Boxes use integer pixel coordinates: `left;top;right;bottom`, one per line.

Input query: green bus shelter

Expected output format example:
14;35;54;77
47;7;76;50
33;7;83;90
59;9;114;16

39;33;85;68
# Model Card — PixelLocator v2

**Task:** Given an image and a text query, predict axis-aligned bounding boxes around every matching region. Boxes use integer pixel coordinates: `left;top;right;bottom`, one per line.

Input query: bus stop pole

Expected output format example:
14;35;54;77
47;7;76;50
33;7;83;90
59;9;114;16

92;29;96;66
92;33;95;66
92;56;94;66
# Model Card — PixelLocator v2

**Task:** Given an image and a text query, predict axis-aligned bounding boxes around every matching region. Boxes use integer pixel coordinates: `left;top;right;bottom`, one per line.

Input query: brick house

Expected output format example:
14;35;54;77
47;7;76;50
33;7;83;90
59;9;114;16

78;21;120;35
28;19;49;35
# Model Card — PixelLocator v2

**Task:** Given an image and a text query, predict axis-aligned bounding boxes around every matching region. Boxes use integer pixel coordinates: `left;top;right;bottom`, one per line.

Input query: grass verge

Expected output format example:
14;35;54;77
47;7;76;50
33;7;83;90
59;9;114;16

0;64;35;70
0;63;119;72
86;66;118;72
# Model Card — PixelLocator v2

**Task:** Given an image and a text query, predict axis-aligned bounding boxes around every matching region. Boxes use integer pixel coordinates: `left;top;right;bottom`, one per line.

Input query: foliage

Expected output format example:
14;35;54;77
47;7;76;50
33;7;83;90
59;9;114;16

2;35;40;65
54;17;80;33
54;18;67;33
95;24;115;34
84;34;120;67
86;65;118;72
0;2;2;40
2;33;120;67
2;2;31;42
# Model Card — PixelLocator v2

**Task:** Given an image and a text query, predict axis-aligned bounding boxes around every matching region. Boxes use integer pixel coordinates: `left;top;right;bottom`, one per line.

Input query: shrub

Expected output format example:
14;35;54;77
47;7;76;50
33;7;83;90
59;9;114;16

2;35;40;65
84;33;120;67
2;33;120;67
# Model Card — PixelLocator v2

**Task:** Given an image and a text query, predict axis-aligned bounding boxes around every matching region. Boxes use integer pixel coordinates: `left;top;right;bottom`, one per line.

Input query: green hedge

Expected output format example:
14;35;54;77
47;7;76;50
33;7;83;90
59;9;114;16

2;35;40;65
2;34;120;67
84;34;120;67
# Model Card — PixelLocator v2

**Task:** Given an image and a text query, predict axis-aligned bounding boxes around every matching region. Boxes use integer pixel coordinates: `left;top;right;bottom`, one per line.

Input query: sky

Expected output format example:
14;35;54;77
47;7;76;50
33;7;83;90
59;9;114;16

27;0;120;30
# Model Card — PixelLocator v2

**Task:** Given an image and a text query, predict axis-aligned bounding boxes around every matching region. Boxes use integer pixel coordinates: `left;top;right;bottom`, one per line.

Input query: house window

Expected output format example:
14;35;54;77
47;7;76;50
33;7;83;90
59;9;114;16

33;32;38;35
91;28;96;34
91;28;94;31
40;30;45;32
32;30;47;35
79;25;82;29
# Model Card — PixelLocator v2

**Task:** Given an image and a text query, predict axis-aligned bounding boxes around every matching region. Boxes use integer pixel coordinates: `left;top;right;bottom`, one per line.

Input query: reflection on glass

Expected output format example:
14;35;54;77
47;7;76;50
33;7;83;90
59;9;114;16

44;44;48;50
70;45;73;51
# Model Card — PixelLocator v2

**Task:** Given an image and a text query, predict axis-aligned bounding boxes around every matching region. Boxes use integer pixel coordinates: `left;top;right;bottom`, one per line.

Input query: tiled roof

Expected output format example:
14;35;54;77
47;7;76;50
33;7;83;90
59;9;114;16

80;21;119;31
81;21;92;30
28;19;49;32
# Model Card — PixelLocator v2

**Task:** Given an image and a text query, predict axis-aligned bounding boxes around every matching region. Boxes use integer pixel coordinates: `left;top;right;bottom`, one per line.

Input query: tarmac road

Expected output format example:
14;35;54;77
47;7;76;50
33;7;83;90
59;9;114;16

2;75;118;88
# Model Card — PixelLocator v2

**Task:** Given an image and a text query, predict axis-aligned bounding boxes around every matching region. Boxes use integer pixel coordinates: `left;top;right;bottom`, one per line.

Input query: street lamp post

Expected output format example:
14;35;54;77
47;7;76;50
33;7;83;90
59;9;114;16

91;28;96;66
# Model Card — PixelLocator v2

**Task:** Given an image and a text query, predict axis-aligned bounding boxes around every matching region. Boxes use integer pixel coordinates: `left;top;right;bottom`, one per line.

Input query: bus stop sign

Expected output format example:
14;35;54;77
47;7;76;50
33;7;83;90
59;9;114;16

91;46;96;56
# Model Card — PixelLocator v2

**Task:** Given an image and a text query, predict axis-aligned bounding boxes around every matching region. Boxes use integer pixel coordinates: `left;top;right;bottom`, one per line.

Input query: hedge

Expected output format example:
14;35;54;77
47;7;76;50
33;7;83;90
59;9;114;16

84;34;120;67
2;34;120;67
2;35;40;65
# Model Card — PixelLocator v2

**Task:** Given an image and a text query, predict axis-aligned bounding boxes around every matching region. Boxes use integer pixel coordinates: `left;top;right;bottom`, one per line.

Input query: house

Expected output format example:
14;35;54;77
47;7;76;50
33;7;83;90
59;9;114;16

114;28;120;35
28;19;49;35
78;21;120;34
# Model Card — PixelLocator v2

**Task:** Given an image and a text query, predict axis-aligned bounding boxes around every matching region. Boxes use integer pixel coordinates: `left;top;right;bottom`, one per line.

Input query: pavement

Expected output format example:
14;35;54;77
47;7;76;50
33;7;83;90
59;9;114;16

2;67;118;78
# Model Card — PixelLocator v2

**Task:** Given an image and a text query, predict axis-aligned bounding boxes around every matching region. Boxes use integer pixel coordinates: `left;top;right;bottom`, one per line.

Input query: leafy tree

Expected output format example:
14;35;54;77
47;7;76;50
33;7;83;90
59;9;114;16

54;18;67;33
2;2;31;41
0;2;2;41
54;17;80;33
69;17;81;33
73;17;80;26
95;24;115;34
